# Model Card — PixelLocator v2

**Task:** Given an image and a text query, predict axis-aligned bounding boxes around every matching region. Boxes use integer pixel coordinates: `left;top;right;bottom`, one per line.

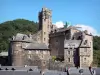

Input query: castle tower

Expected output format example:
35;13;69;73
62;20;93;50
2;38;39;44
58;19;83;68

10;41;25;66
38;7;52;46
9;33;32;66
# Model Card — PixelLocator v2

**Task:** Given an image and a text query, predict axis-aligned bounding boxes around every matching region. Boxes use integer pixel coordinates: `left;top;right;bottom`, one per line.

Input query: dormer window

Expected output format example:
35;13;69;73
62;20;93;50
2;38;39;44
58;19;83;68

51;30;53;33
22;36;25;40
84;40;88;45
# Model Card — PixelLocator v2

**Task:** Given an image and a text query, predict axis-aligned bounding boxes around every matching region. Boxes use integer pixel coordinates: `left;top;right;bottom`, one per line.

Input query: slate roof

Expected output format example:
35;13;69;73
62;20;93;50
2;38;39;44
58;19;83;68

24;43;49;50
68;67;80;75
51;26;80;33
32;31;42;41
64;40;81;48
93;68;100;75
51;26;92;37
0;66;39;71
11;33;33;43
0;66;100;75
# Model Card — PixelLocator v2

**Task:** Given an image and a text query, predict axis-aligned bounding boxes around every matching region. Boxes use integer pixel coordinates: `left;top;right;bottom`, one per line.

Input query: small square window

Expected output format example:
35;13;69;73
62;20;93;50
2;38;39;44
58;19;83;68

68;58;70;62
84;40;88;45
84;58;86;61
68;51;70;54
44;38;45;41
44;32;46;34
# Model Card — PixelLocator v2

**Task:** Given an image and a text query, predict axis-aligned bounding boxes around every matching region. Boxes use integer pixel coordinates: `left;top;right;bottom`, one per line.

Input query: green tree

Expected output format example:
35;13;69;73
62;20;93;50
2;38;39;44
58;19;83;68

64;22;71;28
93;36;100;50
0;19;38;52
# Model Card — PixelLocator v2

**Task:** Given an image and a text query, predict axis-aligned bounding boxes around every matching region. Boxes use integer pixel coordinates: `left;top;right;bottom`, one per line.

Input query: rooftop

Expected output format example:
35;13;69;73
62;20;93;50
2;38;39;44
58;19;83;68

0;52;8;56
24;43;49;50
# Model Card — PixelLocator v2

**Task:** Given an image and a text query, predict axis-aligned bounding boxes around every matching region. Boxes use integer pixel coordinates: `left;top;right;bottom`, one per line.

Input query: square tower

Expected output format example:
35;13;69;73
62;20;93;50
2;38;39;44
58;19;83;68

38;7;52;46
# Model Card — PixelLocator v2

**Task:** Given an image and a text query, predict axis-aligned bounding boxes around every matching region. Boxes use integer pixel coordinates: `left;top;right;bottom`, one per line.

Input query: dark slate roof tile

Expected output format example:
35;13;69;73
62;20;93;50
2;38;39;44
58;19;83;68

24;43;49;50
64;40;81;48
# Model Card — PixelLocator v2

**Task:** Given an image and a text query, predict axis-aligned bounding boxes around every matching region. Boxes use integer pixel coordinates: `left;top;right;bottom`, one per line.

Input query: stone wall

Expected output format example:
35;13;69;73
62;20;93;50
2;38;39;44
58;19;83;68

64;48;75;66
49;33;64;58
11;42;25;66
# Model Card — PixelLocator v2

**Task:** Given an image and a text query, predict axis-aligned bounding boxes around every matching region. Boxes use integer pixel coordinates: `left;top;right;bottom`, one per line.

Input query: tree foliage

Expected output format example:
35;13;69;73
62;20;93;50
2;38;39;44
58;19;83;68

93;50;100;67
0;19;100;66
0;19;38;52
93;36;100;50
93;36;100;67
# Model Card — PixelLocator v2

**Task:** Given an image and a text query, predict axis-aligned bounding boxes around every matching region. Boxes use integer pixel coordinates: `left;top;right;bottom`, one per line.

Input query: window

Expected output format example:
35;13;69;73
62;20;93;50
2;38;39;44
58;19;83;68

84;58;86;61
84;40;88;45
44;32;46;35
68;51;70;54
55;29;57;32
44;38;45;41
68;58;70;62
73;51;75;54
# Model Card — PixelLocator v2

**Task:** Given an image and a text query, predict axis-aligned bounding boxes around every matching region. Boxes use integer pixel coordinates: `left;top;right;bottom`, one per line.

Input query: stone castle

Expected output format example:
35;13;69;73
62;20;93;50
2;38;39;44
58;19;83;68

8;7;93;68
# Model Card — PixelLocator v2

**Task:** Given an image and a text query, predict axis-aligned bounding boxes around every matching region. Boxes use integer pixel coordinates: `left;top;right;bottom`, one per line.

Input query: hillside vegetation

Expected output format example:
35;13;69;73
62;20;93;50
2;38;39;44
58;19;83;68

0;19;100;66
0;19;38;52
93;36;100;67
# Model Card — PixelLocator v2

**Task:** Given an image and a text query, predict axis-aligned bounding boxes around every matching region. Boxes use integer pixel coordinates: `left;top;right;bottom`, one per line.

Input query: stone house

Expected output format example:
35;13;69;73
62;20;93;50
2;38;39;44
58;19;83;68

9;7;54;66
9;33;50;67
49;26;93;67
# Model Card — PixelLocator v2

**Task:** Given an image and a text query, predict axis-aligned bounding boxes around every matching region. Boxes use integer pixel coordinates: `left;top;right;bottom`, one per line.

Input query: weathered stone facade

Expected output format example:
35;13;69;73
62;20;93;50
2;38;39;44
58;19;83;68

9;7;93;68
9;7;54;67
9;33;50;67
38;7;53;46
49;27;93;67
